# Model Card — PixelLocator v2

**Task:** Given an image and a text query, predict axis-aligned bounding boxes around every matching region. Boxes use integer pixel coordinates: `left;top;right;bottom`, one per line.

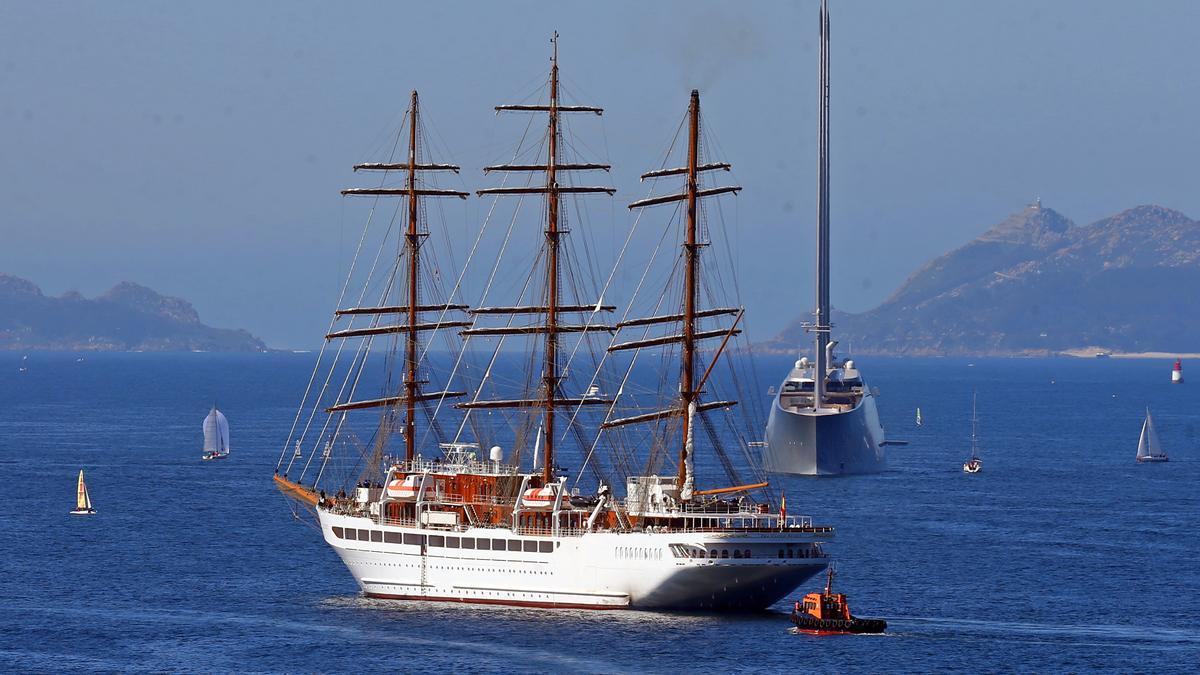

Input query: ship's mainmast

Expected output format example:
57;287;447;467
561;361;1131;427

813;0;832;410
466;34;616;484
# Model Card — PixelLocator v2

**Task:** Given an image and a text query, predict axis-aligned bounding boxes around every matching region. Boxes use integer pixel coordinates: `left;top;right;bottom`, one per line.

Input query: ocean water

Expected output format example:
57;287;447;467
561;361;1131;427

1;352;1198;673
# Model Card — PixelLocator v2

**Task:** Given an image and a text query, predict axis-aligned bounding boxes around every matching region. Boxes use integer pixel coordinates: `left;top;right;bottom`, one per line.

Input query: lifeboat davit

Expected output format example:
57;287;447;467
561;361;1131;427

386;474;431;501
521;486;557;509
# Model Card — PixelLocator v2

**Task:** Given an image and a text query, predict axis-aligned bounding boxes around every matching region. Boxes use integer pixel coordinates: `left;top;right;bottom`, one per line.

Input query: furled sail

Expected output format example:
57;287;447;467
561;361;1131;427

204;407;230;455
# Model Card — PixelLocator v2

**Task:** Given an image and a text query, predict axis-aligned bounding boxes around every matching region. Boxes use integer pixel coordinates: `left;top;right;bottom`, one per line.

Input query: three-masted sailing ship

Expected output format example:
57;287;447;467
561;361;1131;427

274;38;833;610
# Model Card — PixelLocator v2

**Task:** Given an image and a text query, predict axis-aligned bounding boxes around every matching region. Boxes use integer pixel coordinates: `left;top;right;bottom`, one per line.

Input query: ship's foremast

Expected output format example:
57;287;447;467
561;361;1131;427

325;92;469;464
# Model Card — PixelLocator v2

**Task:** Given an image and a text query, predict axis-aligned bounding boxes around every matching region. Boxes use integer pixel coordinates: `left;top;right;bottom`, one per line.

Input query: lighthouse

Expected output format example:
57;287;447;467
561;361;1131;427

1172;358;1184;384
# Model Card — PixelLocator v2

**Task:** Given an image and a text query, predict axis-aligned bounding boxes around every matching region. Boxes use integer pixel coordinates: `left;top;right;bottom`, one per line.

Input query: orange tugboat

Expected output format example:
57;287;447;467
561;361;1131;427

791;568;886;634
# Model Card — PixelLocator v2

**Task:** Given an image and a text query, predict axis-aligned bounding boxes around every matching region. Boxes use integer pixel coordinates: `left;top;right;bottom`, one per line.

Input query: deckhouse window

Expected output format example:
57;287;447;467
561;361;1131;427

538;541;553;553
461;538;475;549
403;533;424;546
523;541;537;553
508;540;522;552
358;529;371;541
446;537;460;549
384;532;402;544
492;538;506;551
370;530;383;543
332;527;344;539
429;535;445;547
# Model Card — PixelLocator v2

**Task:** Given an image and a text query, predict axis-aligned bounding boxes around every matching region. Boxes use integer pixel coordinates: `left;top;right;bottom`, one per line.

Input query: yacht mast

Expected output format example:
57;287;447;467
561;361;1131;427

813;0;832;410
970;390;978;460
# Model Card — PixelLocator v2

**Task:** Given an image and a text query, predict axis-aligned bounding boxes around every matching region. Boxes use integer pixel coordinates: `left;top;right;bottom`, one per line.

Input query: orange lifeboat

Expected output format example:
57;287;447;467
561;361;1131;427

520;485;557;509
385;474;431;501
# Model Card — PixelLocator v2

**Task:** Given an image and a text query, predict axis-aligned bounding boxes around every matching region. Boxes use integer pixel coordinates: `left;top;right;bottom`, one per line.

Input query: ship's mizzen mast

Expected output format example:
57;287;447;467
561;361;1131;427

813;0;832;410
624;90;742;502
334;91;468;461
680;91;701;499
467;33;615;484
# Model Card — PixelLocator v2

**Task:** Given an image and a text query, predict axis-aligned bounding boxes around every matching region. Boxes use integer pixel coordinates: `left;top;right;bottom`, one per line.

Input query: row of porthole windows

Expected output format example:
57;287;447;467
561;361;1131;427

333;527;557;554
616;546;663;561
708;549;753;559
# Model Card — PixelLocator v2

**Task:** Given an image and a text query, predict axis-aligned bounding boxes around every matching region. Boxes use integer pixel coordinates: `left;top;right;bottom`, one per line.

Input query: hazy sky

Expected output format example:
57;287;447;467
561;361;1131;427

2;1;1198;348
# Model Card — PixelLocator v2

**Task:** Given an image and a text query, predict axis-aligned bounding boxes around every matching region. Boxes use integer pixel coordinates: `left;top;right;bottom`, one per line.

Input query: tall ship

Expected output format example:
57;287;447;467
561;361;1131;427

273;38;833;610
762;0;887;476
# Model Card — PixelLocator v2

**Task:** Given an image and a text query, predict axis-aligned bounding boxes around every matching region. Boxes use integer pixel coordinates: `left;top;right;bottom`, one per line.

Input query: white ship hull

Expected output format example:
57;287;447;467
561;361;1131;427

318;510;828;610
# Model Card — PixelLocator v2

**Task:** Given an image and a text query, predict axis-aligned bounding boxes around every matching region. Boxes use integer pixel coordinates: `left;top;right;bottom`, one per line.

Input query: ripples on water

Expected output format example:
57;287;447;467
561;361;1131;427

1;352;1197;672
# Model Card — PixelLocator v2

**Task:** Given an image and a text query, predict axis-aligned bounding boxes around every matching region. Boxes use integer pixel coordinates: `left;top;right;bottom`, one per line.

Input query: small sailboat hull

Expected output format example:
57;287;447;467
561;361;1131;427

70;508;96;515
962;460;982;473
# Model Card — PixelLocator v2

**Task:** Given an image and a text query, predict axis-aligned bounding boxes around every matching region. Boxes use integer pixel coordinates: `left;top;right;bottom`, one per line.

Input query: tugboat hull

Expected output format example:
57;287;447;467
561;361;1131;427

791;611;886;634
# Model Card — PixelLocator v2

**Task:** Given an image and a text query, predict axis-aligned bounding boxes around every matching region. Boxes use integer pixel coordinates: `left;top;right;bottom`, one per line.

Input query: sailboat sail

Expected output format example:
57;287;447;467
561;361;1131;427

915;407;922;426
76;469;91;511
1137;408;1163;460
203;408;230;455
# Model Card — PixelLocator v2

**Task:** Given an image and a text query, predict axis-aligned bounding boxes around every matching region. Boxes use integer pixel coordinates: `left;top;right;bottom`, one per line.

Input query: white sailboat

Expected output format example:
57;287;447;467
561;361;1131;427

915;407;923;427
1136;408;1168;463
962;393;982;473
202;406;231;461
70;469;96;515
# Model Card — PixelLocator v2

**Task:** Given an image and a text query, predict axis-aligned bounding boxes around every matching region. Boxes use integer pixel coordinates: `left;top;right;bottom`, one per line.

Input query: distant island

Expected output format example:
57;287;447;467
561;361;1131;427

0;275;267;352
760;203;1200;357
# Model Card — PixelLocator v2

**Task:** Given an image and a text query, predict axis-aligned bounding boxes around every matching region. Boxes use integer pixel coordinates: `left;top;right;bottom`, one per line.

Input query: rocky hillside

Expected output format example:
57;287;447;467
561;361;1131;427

761;204;1200;356
0;275;267;351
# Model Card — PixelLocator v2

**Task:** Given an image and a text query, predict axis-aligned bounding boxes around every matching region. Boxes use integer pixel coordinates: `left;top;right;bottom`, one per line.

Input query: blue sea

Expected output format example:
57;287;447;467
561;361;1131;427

1;352;1198;672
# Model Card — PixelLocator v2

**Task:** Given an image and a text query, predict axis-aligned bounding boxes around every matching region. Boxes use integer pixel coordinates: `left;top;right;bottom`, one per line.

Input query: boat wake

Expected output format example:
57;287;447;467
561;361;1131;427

895;615;1200;649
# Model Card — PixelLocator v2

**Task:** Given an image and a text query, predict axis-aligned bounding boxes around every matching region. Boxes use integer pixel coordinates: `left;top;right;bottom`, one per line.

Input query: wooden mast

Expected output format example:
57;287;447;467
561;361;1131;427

467;34;615;484
543;33;561;485
623;91;742;502
331;93;469;458
678;90;700;496
404;90;421;462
